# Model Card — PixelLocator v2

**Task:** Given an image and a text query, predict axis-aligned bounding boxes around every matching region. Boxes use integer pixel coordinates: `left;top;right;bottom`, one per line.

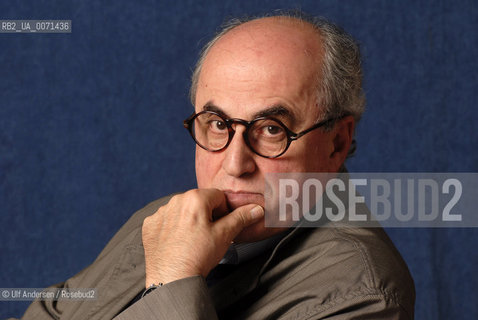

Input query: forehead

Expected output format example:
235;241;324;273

195;17;324;122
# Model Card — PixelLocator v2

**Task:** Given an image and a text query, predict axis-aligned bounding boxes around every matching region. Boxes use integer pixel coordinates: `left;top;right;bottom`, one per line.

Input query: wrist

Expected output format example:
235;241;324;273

146;264;203;286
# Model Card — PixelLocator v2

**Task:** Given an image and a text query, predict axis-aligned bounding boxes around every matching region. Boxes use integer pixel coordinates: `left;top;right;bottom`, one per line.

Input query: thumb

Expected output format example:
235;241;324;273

214;204;264;242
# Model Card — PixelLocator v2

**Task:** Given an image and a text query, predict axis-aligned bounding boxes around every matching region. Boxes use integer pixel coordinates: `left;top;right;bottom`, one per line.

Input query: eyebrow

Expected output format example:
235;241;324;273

202;102;297;123
202;103;228;117
253;105;295;121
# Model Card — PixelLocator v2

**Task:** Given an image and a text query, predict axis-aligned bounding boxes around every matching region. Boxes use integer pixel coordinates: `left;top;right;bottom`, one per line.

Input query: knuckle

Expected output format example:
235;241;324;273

184;189;207;210
184;188;201;198
168;193;183;206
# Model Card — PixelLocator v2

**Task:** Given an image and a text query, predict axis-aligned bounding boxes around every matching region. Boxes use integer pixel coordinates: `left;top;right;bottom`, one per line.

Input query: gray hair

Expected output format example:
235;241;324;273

189;11;365;155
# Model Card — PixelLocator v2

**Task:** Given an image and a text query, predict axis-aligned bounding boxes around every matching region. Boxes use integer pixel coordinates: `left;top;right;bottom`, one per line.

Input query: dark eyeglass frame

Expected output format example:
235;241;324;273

183;110;340;159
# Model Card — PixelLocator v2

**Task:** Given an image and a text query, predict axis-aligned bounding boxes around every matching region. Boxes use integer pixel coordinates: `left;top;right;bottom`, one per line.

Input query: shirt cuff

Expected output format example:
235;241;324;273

114;276;218;320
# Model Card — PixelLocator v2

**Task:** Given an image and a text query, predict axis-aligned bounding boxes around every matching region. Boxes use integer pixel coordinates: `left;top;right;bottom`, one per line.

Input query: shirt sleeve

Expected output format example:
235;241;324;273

304;289;413;320
114;276;218;320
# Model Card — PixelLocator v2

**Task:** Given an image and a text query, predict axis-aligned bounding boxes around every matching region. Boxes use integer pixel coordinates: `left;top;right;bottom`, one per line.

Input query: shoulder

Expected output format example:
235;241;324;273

257;225;415;319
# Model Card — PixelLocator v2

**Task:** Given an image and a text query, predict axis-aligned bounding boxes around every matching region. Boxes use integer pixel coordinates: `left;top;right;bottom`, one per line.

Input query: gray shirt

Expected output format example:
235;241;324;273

15;194;415;320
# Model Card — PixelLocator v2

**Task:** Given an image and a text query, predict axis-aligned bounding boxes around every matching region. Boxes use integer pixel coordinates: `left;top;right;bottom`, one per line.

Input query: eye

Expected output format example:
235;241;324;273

251;120;287;143
265;125;282;135
257;123;285;137
209;120;227;132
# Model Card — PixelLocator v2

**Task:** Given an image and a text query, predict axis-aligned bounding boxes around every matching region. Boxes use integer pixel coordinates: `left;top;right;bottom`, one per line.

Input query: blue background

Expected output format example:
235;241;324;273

1;0;477;318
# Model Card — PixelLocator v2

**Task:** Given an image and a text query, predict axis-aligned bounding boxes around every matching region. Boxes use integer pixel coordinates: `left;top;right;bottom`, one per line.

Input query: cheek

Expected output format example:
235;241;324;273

301;144;331;171
258;159;296;174
271;137;333;173
195;148;221;188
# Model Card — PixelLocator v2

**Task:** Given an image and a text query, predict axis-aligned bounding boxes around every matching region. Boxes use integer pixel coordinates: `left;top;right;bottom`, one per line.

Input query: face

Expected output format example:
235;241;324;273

194;18;354;242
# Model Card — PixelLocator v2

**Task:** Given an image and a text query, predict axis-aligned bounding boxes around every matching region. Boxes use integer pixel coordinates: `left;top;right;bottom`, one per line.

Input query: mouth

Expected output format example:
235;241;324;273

223;190;264;210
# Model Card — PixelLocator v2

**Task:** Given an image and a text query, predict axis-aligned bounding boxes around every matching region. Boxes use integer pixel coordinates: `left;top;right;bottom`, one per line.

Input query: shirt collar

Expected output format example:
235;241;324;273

219;229;291;265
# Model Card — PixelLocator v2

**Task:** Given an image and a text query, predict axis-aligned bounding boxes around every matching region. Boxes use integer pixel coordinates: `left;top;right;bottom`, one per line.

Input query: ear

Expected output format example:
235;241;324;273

329;116;355;169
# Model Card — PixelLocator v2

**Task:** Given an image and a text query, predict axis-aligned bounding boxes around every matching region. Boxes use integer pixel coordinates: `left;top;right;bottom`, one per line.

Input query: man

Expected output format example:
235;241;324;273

15;12;415;320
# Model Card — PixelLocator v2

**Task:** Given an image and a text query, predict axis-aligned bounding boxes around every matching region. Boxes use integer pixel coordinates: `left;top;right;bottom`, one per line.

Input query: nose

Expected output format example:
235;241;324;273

221;125;256;177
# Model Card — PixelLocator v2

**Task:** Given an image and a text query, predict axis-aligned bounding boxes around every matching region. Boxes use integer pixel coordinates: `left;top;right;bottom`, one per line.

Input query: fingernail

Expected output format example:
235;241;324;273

250;206;264;219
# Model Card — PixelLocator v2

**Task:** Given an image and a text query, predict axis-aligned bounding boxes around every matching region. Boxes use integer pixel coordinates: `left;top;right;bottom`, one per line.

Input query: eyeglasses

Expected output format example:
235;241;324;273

183;110;339;158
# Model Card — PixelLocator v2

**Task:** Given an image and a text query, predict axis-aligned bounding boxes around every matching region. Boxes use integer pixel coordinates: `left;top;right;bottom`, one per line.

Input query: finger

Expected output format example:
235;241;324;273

214;204;264;242
197;188;229;220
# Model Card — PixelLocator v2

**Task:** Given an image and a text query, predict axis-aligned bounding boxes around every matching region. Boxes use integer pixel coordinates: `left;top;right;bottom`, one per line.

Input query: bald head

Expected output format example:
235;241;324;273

201;16;324;81
190;12;365;132
196;17;324;119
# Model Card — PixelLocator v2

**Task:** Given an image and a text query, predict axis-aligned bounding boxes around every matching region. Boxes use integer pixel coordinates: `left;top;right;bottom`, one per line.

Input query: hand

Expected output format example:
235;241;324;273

142;189;264;287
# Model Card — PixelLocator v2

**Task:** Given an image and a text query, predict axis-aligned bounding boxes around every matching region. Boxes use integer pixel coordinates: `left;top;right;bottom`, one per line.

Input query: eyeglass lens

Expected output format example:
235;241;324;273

191;112;289;157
